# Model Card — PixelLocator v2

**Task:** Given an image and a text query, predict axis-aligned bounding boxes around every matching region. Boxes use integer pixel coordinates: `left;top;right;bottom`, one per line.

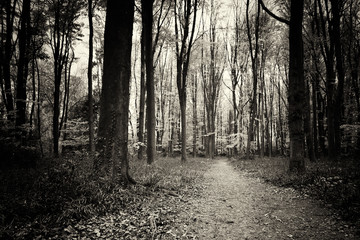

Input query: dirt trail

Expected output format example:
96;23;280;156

184;158;357;239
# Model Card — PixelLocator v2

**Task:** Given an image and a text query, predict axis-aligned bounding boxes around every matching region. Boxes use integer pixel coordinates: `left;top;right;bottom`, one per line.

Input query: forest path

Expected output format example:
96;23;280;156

183;158;356;239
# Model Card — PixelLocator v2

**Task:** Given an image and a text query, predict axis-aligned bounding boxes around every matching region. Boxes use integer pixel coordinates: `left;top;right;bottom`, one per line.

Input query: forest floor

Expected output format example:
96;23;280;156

1;156;359;239
179;158;359;239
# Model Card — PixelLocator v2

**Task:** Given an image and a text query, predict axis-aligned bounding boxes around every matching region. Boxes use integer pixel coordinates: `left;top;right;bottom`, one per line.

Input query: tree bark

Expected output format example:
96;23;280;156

192;74;198;157
88;0;95;153
245;0;260;158
138;31;146;160
96;0;135;183
142;0;156;165
16;0;31;127
331;0;345;160
3;0;16;120
304;78;316;162
288;0;305;172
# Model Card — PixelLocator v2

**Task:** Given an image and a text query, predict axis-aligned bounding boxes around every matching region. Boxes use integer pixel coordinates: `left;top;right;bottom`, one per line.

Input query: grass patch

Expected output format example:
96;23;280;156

0;154;209;239
131;157;208;191
230;156;360;223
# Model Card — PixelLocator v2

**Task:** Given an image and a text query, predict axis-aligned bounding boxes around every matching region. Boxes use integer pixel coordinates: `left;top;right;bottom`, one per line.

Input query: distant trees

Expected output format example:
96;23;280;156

47;0;84;156
0;0;17;120
260;0;306;172
201;0;225;158
1;0;360;175
173;0;198;162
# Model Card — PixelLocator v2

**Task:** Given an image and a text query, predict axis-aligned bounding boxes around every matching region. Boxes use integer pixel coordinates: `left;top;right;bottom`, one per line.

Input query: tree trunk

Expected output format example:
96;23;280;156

304;78;316;162
193;74;198;157
3;0;16;120
88;0;95;153
288;0;305;172
326;60;336;161
16;0;31;127
245;0;260;158
36;59;43;157
142;0;156;165
180;95;187;162
96;0;135;183
311;61;319;159
173;0;198;163
138;31;146;160
331;0;345;160
30;52;36;128
278;80;284;155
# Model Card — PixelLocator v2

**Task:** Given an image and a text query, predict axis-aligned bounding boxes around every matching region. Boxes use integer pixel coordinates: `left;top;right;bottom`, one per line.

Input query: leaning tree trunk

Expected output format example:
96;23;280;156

96;0;135;183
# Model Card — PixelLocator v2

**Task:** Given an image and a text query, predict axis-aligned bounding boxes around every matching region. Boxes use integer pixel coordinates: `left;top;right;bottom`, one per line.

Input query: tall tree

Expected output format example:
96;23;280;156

202;0;224;158
137;29;146;160
173;0;198;162
87;0;95;153
15;0;31;127
245;0;260;158
96;0;135;183
48;0;83;157
226;0;246;156
192;73;198;157
260;0;305;172
0;0;17;120
141;0;156;164
287;0;306;171
331;0;345;159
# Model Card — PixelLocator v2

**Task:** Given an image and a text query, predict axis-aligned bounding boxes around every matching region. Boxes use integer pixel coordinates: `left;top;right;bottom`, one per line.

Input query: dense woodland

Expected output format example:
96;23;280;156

1;0;360;238
1;0;359;173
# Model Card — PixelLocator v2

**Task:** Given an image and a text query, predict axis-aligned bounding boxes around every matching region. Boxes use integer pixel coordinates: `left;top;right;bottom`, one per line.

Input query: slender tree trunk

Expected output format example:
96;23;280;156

61;52;73;146
174;0;198;163
88;0;95;153
311;62;319;159
167;68;174;157
180;95;187;162
304;78;316;162
245;0;260;158
331;0;344;160
138;31;146;160
3;0;16;120
53;69;61;157
317;90;326;155
142;0;156;164
30;53;36;128
326;61;336;161
36;58;43;157
193;74;198;157
278;80;284;155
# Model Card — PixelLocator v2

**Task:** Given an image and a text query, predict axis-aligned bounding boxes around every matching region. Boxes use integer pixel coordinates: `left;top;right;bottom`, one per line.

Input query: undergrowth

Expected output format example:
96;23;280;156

230;156;360;224
0;154;208;239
